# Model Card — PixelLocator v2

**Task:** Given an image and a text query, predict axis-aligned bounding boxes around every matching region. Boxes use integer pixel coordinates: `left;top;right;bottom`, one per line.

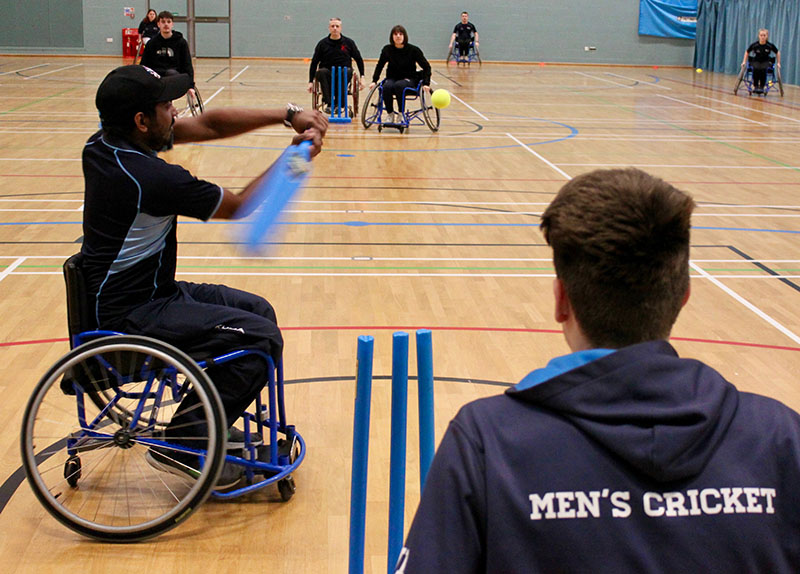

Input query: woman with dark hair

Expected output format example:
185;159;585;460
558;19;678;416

369;25;431;123
138;9;159;44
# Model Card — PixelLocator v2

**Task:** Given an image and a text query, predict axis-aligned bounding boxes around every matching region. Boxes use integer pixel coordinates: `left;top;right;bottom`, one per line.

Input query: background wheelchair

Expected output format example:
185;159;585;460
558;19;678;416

180;86;204;116
311;67;360;119
360;79;440;133
447;41;481;67
20;253;305;542
734;60;783;97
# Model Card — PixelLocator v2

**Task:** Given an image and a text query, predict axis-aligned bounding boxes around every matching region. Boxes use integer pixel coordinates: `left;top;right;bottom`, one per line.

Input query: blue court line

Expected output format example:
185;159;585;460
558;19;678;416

189;118;579;154
4;221;799;233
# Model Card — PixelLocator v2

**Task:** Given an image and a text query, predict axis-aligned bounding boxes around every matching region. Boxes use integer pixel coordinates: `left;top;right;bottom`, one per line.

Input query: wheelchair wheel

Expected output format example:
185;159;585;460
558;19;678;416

733;65;745;95
421;89;440;132
21;335;226;542
474;47;482;67
446;48;457;66
776;67;784;97
351;74;361;117
311;78;322;111
134;40;144;66
187;88;204;116
361;83;381;129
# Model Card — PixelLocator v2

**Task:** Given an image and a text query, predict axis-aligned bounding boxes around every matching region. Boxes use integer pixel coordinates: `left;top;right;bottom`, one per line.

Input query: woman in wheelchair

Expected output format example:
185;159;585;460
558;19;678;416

369;25;431;124
742;28;780;94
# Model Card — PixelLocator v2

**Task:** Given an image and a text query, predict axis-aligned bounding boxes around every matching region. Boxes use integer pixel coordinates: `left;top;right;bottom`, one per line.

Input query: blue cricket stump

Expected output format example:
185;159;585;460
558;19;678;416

348;330;436;574
330;66;352;124
349;335;374;574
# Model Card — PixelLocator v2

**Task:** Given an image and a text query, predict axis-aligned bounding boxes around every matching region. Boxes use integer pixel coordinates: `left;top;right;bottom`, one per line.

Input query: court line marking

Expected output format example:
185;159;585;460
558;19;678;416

23;64;82;80
573;71;632;89
690;261;800;345
657;94;768;126
694;95;800;124
0;257;24;283
8;270;800;280
1;255;798;264
0;64;48;76
203;86;226;105
605;72;672;90
449;93;489;121
7;208;800;218
506;133;571;179
230;66;249;82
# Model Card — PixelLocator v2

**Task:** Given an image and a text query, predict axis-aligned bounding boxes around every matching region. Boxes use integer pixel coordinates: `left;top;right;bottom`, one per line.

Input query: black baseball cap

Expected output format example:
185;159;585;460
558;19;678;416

95;65;191;125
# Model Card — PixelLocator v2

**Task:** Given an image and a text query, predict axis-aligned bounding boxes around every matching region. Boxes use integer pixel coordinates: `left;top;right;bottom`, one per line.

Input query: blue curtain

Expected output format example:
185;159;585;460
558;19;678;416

695;0;799;86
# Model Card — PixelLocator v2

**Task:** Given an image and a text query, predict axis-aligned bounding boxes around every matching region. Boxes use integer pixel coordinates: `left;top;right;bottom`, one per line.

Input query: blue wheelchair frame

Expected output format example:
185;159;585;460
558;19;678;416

734;60;783;97
66;328;305;500
360;79;440;133
447;41;480;66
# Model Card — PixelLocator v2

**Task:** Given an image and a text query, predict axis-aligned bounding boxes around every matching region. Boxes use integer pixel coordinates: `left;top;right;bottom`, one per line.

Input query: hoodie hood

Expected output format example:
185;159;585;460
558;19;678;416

507;340;739;482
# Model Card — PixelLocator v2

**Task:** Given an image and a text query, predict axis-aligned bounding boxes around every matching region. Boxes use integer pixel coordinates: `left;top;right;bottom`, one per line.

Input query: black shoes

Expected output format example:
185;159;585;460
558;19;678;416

146;446;243;490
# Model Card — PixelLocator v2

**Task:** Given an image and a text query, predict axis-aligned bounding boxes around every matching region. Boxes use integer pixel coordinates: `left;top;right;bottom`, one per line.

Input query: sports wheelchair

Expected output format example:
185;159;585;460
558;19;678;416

447;41;481;67
360;79;440;133
311;67;360;119
734;60;783;97
20;253;305;542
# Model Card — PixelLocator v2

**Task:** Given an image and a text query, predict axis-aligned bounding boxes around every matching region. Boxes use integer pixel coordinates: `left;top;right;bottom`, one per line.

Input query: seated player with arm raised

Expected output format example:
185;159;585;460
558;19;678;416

85;64;326;489
396;168;800;573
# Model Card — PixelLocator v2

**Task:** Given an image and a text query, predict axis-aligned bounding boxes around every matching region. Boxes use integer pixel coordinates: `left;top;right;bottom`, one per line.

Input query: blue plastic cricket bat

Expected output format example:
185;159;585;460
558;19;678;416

240;141;312;252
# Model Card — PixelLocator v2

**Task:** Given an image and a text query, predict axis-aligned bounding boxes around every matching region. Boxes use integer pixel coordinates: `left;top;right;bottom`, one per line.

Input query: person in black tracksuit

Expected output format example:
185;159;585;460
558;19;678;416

395;169;800;573
449;11;479;58
137;9;159;44
86;65;326;488
742;28;780;93
140;11;194;84
307;18;365;111
369;25;431;121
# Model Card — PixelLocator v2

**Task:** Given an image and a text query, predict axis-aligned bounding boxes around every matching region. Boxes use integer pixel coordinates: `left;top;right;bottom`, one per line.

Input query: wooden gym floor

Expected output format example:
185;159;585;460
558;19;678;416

0;56;798;572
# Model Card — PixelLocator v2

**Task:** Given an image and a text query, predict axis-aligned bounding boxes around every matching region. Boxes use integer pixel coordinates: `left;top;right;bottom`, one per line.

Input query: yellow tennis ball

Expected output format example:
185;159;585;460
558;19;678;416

431;89;451;109
696;68;703;73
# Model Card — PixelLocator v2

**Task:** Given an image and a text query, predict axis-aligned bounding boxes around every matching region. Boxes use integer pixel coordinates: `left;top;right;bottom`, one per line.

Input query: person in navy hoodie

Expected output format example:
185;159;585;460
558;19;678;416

396;168;800;573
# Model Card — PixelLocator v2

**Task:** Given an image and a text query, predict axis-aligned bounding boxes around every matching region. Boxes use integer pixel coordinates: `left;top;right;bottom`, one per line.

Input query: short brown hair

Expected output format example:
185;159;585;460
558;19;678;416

157;11;174;22
390;25;408;46
540;169;695;348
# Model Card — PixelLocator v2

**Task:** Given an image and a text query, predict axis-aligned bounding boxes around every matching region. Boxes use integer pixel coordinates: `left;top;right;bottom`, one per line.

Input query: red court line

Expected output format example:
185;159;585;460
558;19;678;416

2;328;799;352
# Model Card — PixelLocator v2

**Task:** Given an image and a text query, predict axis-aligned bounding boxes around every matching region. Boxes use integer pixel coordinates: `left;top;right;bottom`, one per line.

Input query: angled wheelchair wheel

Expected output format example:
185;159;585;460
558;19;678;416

361;83;381;129
446;48;457;66
421;89;440;132
474;47;482;67
21;335;226;542
187;88;204;116
776;67;784;97
134;40;144;66
733;65;745;95
311;78;322;111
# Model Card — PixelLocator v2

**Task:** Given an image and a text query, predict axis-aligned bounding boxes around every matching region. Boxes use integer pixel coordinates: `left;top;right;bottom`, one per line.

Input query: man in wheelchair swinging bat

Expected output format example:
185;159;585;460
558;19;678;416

81;65;326;490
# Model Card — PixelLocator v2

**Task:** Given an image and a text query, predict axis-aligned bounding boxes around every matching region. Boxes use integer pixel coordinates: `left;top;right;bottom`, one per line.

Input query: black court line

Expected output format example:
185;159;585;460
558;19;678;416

206;68;230;82
433;69;462;87
727;245;800;293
